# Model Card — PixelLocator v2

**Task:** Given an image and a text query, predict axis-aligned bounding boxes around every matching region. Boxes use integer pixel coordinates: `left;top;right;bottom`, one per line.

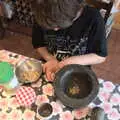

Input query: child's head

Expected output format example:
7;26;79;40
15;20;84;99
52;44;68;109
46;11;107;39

32;0;85;30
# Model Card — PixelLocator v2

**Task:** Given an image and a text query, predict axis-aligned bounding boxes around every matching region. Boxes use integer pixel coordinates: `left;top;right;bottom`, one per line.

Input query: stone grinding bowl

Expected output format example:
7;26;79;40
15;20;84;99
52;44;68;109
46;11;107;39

54;64;99;109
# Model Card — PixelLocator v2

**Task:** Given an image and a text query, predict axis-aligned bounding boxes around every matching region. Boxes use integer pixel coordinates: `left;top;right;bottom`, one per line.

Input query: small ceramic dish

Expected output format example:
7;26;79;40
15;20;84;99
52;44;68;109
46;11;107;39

36;103;53;119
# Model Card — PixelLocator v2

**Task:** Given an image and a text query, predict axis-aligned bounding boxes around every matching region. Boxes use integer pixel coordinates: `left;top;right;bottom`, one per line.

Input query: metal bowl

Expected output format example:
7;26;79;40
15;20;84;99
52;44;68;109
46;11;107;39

15;59;42;84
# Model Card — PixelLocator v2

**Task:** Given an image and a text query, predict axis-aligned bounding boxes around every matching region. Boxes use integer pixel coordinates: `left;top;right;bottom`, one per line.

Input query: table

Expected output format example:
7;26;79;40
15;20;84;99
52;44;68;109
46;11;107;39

0;50;120;120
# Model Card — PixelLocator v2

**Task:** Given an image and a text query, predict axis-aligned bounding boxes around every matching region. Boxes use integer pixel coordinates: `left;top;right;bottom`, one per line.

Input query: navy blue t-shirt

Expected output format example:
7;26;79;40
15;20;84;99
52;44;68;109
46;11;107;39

32;6;107;61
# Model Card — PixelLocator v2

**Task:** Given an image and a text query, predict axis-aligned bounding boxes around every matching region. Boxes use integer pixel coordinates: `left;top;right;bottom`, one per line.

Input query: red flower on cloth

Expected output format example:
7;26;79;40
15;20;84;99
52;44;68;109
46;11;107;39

42;83;54;96
9;110;22;120
110;93;120;106
60;111;73;120
0;98;8;109
0;111;9;120
72;107;90;119
99;90;110;102
51;102;63;115
35;95;49;106
108;109;120;120
22;109;35;120
103;81;115;92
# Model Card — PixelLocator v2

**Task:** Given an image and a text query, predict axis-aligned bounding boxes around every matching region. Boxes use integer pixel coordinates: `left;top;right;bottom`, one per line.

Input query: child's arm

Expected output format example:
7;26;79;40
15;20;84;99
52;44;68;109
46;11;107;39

59;53;106;67
36;47;59;81
42;53;106;81
36;47;57;62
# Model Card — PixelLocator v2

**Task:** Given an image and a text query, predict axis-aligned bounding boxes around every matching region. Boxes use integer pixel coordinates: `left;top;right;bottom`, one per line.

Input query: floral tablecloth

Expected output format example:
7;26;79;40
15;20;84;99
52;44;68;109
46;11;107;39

0;50;120;120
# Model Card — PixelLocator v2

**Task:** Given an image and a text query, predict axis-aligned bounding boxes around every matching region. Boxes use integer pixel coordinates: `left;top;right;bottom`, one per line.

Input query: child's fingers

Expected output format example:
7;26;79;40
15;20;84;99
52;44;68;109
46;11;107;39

42;64;46;73
51;73;55;81
46;69;55;82
46;71;52;81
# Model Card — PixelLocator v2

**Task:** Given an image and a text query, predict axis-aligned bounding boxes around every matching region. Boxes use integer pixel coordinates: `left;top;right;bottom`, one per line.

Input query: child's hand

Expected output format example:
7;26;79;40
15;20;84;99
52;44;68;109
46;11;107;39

43;59;60;81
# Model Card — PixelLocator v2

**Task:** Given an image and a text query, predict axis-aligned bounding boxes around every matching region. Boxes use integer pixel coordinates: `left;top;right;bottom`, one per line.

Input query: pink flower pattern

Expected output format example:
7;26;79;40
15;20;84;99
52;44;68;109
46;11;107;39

108;109;120;120
8;97;20;108
103;81;115;92
0;112;9;120
60;111;73;120
101;102;113;114
42;83;54;96
31;79;42;88
110;93;120;106
0;98;8;109
35;94;49;106
0;50;27;66
72;108;90;119
51;102;63;115
23;109;35;120
9;110;22;120
0;50;120;120
99;90;111;102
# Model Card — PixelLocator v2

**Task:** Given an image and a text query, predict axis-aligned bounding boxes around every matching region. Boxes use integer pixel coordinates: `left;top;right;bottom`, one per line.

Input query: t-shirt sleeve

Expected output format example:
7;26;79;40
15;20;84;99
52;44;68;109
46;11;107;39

32;24;46;49
87;12;107;57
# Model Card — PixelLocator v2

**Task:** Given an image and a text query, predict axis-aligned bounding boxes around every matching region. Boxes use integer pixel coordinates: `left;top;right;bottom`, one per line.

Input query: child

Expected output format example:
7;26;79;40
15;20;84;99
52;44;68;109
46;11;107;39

32;0;107;81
